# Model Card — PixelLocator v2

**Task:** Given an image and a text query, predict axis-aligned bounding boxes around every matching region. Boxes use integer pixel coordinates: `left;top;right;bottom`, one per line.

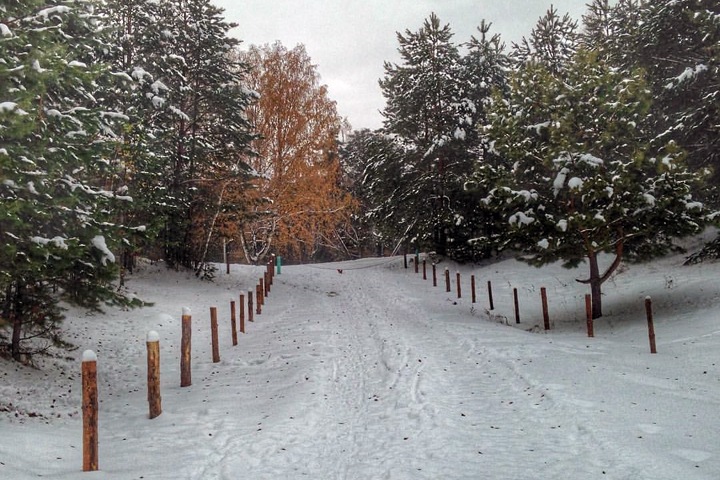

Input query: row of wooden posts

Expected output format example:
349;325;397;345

404;253;658;354
81;258;280;472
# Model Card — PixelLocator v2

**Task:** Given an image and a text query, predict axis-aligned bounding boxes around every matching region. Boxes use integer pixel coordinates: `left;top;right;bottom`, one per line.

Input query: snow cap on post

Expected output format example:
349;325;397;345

82;350;97;363
147;330;160;343
182;307;191;316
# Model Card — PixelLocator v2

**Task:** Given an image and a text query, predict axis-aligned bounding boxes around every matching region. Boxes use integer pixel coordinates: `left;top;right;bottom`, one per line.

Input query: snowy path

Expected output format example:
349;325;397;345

2;255;720;479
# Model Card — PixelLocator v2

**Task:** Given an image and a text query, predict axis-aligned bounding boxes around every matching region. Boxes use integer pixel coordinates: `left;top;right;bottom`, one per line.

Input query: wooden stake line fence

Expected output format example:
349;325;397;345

645;296;657;354
239;294;245;333
487;280;494;311
585;294;594;338
541;287;550;330
248;291;254;322
82;350;98;472
146;331;162;419
230;301;238;346
180;308;192;387
210;307;220;363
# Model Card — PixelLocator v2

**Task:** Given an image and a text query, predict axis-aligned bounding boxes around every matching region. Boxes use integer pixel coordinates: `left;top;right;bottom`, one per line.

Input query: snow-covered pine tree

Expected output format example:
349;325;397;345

379;14;503;260
484;49;706;319
0;0;140;360
512;5;579;73
102;0;256;274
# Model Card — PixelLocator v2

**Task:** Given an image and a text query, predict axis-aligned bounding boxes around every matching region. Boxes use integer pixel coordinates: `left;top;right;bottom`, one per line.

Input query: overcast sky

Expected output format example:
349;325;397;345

212;1;591;131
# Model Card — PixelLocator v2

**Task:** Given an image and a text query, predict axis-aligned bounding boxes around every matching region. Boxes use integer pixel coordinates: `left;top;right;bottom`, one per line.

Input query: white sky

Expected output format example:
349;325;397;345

212;1;591;131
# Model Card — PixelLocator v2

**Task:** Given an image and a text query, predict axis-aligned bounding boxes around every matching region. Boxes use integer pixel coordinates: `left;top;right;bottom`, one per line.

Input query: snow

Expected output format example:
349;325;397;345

0;102;28;115
665;64;708;89
3;249;720;479
0;23;12;37
82;350;97;363
146;331;160;343
91;235;115;265
553;167;569;196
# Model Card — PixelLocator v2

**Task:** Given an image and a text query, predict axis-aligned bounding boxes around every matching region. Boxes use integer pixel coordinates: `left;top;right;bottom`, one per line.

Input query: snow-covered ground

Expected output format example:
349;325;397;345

2;245;720;479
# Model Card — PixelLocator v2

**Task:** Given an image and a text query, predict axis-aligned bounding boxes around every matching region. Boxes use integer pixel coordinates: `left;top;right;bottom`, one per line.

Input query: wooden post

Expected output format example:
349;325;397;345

414;256;419;274
471;275;476;304
230;301;238;346
645;296;657;354
513;288;520;324
82;350;99;472
404;253;408;269
541;287;550;330
180;308;192;387
585;294;594;338
256;284;262;315
239;294;245;333
422;260;427;280
210;307;220;363
445;268;450;293
432;264;437;287
456;272;462;299
259;278;265;305
487;280;494;311
146;331;162;419
248;291;254;322
265;271;270;296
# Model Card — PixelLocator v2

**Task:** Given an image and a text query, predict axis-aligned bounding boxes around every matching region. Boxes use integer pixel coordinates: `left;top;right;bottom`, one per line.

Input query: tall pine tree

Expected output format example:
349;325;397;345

1;0;139;359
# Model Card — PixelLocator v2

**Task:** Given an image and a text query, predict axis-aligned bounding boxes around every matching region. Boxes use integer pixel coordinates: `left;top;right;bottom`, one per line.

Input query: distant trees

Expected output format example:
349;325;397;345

102;0;256;274
372;14;508;260
237;43;356;263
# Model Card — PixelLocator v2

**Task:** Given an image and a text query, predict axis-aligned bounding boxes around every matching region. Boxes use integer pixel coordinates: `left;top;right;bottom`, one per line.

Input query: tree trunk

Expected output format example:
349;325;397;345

587;253;603;320
577;233;625;320
10;283;23;361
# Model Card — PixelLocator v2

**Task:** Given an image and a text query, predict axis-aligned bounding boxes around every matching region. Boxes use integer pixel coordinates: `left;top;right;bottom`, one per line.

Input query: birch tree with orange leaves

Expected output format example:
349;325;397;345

237;42;356;263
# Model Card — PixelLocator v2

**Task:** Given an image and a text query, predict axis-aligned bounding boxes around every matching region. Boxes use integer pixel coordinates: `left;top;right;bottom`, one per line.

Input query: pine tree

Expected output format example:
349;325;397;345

101;0;256;273
512;5;579;73
378;14;504;259
0;0;140;359
485;49;706;318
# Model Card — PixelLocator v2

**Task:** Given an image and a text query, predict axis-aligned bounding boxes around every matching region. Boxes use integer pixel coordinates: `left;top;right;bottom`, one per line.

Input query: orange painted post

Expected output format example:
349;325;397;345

445;268;450;293
513;288;520;324
146;331;162;419
82;350;99;472
180;308;192;387
585;294;594;338
230;301;238;346
432;264;437;287
456;272;462;299
210;307;220;363
541;287;550;330
239;294;246;333
248;291;254;322
422;260;427;280
471;275;476;303
487;280;494;311
645;297;657;354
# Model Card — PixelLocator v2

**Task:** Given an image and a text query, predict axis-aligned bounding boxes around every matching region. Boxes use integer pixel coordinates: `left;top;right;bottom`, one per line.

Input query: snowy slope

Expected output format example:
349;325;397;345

1;250;719;479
